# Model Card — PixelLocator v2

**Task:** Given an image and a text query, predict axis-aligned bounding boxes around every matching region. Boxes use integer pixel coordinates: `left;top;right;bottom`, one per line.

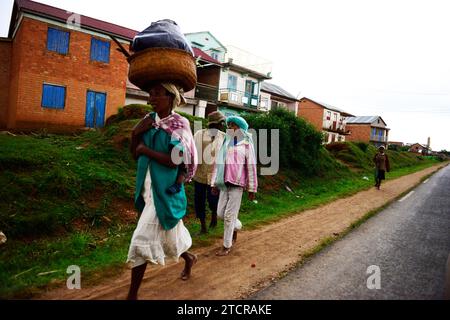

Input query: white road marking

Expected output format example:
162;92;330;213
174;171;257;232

423;179;429;184
399;191;415;202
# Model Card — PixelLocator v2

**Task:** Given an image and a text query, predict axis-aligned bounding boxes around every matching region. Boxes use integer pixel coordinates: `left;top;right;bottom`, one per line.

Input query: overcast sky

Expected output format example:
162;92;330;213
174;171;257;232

1;0;449;151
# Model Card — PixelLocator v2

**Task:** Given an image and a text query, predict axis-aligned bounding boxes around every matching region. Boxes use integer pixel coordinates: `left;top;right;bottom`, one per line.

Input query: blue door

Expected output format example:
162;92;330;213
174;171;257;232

85;91;106;128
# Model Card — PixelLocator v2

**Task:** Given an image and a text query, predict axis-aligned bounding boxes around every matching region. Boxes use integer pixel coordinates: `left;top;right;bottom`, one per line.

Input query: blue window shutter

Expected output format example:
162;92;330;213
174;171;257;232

42;84;65;109
90;38;97;61
59;30;69;54
47;28;57;52
47;28;69;54
91;38;110;63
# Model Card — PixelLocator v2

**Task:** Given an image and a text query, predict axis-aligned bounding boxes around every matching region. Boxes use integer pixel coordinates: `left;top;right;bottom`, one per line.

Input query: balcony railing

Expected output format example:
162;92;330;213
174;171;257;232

323;122;349;135
195;83;219;102
219;88;260;109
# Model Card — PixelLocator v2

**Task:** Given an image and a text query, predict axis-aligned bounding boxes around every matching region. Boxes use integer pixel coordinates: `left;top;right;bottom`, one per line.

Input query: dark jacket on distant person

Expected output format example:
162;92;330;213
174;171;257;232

374;152;390;172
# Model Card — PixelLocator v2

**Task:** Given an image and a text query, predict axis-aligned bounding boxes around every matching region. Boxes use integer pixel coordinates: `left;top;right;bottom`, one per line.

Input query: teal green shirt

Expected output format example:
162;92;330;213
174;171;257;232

134;113;186;230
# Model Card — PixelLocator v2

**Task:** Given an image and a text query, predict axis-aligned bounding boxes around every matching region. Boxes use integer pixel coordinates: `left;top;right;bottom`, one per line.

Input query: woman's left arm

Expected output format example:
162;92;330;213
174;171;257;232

245;143;258;197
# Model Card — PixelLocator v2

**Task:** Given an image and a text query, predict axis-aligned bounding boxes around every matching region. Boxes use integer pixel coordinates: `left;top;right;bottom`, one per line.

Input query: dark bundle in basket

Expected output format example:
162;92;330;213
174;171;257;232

128;19;197;92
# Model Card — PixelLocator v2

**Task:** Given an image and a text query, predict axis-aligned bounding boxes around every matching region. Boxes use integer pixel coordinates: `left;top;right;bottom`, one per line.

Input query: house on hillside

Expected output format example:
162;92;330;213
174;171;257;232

297;97;353;143
388;141;404;147
0;0;136;130
260;82;299;115
345;116;390;148
387;141;405;151
408;143;431;155
185;33;273;117
181;47;223;118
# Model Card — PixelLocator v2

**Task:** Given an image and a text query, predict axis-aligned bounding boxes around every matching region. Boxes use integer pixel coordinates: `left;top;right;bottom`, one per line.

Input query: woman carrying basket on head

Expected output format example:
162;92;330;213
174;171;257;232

126;20;198;300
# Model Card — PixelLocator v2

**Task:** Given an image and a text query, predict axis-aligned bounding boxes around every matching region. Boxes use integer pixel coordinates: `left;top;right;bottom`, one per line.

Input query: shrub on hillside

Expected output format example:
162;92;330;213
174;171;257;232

325;142;349;152
355;142;369;152
388;144;400;151
243;108;325;175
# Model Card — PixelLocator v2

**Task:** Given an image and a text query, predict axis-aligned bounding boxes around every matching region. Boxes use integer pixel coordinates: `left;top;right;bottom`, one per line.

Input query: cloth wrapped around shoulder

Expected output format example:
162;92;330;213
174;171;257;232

151;112;198;181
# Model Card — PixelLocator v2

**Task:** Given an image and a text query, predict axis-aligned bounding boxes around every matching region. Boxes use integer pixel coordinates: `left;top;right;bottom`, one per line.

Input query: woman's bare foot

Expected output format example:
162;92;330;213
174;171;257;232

180;252;197;281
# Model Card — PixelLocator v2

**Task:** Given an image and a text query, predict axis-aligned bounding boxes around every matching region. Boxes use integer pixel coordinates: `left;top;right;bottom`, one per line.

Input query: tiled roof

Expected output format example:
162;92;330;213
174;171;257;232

301;97;353;115
192;47;221;65
13;0;138;40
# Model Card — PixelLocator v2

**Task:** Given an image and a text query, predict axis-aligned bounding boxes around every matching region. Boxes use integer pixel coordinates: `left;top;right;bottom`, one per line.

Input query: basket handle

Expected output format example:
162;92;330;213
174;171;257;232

110;35;131;59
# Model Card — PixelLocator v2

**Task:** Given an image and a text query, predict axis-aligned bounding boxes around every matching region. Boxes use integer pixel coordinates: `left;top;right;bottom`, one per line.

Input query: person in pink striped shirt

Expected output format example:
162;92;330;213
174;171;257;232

211;116;258;256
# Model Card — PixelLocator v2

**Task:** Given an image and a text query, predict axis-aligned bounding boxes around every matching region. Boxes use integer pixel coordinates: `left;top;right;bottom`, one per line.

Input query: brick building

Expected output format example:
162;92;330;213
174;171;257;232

345;116;390;148
297;97;353;143
408;143;431;155
0;0;137;130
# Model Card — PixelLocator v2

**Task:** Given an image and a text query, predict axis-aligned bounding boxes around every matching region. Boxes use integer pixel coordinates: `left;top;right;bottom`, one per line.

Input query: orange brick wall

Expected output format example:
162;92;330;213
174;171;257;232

7;17;128;130
297;98;324;131
0;40;12;128
346;124;371;142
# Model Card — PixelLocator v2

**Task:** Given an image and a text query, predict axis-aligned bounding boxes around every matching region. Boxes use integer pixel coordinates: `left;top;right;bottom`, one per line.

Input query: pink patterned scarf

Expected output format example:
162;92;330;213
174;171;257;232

152;112;198;181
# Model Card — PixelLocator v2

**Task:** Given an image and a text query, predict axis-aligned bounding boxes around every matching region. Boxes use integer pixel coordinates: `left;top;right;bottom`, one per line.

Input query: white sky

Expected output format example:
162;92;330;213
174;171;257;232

1;0;449;151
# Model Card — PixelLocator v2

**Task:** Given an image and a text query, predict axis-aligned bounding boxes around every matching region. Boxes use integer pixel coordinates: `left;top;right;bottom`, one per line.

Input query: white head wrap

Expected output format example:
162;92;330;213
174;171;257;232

161;83;187;110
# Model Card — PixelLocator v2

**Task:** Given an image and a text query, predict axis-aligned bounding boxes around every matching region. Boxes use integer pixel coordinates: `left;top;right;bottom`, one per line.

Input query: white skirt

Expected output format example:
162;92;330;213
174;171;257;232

126;168;192;268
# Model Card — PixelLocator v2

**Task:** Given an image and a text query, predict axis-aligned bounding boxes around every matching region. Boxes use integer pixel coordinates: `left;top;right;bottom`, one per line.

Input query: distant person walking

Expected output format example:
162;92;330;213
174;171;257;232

374;146;390;190
193;111;226;234
211;116;258;256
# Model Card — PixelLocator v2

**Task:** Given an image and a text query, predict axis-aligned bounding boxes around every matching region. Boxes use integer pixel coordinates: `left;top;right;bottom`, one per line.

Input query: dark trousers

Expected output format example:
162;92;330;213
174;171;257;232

375;169;386;186
194;181;219;220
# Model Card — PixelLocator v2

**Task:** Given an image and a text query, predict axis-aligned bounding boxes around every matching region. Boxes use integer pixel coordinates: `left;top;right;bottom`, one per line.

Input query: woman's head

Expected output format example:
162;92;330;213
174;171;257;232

226;116;249;132
147;83;186;114
148;84;174;114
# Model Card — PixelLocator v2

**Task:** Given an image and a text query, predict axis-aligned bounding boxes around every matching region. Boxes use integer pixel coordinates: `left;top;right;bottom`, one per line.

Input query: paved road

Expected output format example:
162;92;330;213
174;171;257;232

251;165;450;300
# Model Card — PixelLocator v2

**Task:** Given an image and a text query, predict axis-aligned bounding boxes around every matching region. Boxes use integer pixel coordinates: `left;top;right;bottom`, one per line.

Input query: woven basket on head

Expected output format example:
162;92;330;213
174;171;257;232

127;47;197;92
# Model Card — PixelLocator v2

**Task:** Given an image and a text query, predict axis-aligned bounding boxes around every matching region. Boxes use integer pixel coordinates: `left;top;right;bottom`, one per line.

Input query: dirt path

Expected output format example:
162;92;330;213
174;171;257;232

38;163;447;300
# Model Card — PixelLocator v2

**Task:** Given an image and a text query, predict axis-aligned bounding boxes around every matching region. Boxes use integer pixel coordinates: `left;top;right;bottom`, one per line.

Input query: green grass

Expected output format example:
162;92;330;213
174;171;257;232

0;132;136;238
0;124;444;298
0;225;134;299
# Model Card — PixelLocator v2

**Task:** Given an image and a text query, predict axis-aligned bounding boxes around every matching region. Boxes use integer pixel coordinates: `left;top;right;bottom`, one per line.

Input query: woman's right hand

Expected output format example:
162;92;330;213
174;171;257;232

135;142;148;157
211;187;219;196
132;116;154;137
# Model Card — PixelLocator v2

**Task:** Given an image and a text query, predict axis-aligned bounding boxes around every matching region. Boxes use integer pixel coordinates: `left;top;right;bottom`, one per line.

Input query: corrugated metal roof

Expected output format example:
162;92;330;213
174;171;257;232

345;116;380;124
14;0;138;40
261;82;297;100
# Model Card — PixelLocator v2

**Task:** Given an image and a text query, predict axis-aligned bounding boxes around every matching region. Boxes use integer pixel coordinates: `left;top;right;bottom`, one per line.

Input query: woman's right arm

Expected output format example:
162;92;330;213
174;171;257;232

130;117;154;160
135;143;179;169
